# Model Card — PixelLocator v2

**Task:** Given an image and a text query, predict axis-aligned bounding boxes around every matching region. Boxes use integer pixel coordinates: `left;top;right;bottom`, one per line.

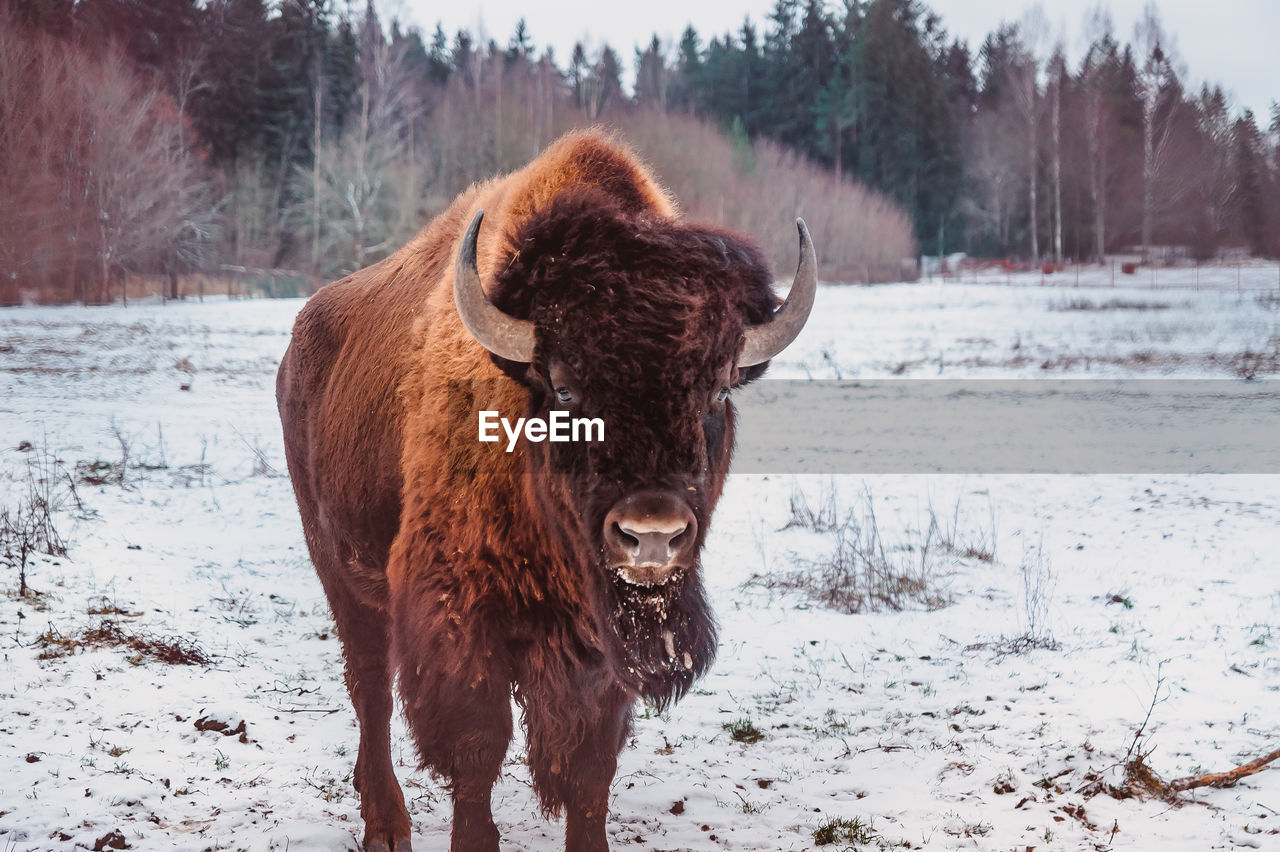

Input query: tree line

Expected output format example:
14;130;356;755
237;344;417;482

1;0;914;303
670;0;1279;262
1;0;1276;304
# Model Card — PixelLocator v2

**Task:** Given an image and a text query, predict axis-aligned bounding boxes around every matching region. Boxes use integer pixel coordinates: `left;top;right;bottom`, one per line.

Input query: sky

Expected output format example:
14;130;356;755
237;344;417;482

396;0;1278;123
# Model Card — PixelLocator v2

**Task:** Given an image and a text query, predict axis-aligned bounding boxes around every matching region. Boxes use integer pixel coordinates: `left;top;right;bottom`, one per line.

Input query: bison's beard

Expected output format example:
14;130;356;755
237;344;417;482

604;565;717;710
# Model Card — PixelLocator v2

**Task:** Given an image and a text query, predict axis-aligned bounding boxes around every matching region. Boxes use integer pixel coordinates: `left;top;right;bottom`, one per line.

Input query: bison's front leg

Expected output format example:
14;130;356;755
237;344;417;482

396;624;513;852
524;682;633;852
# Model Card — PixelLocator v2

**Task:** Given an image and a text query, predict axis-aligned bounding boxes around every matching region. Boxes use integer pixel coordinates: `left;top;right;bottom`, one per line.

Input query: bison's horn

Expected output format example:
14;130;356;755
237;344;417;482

454;209;537;363
738;218;818;368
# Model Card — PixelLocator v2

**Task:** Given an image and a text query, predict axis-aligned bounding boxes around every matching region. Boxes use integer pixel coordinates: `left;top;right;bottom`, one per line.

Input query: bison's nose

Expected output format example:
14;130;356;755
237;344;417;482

603;491;697;585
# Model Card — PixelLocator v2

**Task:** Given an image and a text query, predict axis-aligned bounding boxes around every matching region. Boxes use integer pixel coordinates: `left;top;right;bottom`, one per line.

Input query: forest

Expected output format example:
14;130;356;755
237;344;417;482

1;0;1277;303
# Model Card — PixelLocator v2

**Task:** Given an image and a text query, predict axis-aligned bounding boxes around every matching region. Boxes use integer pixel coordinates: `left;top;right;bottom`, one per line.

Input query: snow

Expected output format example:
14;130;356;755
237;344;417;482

1;279;1277;850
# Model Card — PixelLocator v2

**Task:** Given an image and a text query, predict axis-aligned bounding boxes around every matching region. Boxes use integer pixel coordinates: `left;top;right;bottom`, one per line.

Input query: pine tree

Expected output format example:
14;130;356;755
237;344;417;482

188;0;275;165
426;24;451;86
634;35;669;112
1231;111;1271;255
851;0;962;251
506;18;534;67
669;26;704;115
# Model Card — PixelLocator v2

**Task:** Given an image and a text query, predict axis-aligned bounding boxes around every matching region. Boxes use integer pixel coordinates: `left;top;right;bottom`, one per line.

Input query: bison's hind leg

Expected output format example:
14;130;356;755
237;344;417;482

317;571;413;852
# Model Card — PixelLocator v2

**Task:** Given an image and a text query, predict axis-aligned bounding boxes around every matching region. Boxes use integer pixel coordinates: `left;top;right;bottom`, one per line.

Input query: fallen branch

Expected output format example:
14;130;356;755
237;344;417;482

1169;746;1280;791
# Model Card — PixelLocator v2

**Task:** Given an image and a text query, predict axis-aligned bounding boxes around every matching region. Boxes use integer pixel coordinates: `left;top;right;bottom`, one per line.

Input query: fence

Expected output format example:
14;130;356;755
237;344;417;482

114;268;322;302
938;259;1280;293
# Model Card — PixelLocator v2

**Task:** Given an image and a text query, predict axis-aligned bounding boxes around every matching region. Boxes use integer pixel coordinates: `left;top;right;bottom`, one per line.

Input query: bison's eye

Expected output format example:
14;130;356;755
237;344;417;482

555;386;577;404
714;386;730;404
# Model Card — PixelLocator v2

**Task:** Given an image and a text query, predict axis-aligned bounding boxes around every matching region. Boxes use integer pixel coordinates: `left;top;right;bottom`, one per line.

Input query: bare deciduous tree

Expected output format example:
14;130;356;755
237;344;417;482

963;107;1022;254
292;31;424;276
0;14;213;303
1048;43;1065;263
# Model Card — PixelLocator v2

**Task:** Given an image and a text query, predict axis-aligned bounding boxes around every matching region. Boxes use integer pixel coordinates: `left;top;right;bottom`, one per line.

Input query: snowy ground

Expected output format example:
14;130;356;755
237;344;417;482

1;278;1278;851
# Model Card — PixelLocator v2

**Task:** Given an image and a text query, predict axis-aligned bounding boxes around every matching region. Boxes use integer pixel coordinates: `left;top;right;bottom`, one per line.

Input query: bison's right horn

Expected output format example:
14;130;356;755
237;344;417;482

454;210;537;363
737;218;818;367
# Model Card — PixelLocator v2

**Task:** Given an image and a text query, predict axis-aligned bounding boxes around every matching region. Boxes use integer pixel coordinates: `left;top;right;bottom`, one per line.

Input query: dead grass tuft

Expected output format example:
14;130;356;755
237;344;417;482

965;538;1060;656
1051;298;1176;312
35;619;211;666
2;444;71;597
751;486;989;614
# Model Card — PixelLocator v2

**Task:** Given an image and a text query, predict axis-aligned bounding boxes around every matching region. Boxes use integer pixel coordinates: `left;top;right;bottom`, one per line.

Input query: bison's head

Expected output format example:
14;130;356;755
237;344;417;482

454;190;815;699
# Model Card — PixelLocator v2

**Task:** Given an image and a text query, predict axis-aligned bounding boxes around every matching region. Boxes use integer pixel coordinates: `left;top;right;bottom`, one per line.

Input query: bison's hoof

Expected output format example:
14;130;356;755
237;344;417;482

365;836;412;852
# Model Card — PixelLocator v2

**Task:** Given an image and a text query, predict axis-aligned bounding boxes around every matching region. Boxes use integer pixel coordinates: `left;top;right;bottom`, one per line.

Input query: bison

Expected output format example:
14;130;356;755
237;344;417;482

276;130;816;852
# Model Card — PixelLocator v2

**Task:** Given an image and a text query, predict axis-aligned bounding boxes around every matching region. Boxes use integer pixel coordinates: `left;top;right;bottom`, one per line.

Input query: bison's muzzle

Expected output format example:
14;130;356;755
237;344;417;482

603;490;697;585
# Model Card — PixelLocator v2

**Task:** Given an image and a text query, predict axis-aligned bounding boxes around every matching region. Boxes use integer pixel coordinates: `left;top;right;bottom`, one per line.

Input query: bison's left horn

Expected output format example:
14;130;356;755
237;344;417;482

737;218;818;368
454;209;537;363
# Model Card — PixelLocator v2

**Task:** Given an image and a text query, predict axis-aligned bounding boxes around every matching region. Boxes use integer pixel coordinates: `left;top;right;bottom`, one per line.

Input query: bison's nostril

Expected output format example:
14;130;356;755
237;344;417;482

612;522;640;553
616;521;688;566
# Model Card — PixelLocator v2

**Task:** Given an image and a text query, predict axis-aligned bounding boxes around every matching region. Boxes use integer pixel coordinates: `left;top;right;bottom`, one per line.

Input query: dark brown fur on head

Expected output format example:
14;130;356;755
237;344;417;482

488;188;777;704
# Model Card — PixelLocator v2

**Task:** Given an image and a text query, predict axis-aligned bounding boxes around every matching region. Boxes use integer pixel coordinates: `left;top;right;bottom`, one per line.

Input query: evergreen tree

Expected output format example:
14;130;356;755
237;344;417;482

784;0;836;159
324;18;360;137
815;3;864;182
736;19;767;133
188;0;275;165
669;25;704;114
634;35;669;112
1231;111;1271;255
426;24;451;86
391;20;430;82
853;0;962;250
569;42;588;109
506;18;534;66
74;0;202;81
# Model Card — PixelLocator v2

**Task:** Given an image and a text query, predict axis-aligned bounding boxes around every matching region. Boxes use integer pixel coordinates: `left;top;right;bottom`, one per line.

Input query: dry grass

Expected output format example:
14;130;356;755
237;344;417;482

749;486;994;614
964;538;1060;656
1050;298;1177;312
2;444;71;597
893;347;1280;379
35;619;211;666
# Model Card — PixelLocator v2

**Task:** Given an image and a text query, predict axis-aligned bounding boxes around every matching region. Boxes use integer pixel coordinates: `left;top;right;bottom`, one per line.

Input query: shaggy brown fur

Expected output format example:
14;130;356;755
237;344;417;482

277;130;778;852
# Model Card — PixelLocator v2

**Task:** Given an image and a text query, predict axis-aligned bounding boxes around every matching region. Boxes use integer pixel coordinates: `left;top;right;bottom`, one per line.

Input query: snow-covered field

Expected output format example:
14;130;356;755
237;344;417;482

2;279;1278;851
